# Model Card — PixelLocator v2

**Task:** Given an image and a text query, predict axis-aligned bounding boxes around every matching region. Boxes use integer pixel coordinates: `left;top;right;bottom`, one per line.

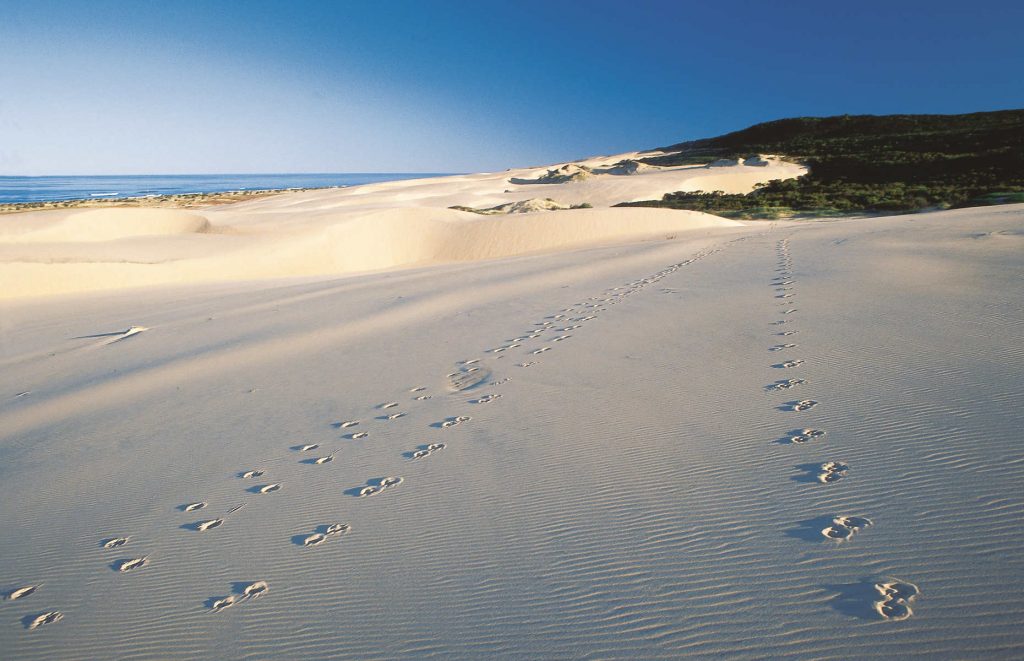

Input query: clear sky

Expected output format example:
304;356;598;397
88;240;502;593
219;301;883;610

2;0;1022;175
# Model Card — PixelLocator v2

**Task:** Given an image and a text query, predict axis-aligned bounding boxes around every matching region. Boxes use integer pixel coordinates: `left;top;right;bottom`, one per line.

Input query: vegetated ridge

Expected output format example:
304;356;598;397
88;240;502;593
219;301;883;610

619;109;1024;218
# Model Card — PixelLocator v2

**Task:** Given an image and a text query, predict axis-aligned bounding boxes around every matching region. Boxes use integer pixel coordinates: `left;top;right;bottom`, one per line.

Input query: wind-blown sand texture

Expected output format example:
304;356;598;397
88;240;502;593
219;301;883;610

0;153;802;300
1;152;1022;658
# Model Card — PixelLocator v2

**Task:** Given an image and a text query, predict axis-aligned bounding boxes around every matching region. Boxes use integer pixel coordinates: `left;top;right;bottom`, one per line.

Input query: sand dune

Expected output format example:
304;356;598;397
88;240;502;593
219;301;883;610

0;151;1022;658
0;153;799;299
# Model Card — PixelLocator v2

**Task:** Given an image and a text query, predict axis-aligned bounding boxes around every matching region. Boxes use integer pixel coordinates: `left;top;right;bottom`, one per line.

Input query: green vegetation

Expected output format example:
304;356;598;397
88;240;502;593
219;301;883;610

619;110;1024;218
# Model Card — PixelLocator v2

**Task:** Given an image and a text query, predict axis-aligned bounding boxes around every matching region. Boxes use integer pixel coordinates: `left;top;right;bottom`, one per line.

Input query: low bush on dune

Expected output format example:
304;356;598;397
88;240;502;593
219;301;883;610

620;110;1024;217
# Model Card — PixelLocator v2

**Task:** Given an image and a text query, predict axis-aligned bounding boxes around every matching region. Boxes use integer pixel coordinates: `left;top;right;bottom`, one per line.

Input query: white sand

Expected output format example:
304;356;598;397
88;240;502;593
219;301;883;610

1;154;1022;658
0;154;802;300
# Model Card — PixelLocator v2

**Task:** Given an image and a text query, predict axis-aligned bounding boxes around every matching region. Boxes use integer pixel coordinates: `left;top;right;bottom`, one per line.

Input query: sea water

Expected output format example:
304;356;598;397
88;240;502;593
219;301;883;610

0;173;450;204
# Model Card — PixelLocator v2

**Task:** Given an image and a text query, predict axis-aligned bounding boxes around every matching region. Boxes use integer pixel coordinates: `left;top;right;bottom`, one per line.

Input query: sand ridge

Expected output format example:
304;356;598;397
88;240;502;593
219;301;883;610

0;153;802;299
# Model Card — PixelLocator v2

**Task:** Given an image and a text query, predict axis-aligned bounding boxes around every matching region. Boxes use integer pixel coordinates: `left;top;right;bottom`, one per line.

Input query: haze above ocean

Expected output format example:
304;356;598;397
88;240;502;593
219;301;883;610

0;173;452;204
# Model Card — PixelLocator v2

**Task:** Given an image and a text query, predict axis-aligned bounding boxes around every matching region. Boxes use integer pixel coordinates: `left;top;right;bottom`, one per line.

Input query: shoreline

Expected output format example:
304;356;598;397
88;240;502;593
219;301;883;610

0;186;341;215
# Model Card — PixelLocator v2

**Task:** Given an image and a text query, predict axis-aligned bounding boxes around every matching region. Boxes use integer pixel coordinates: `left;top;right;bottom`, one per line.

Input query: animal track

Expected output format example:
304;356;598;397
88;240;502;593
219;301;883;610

6;585;39;601
785;428;827;444
874;580;920;621
102;537;130;549
242;581;269;599
411;443;446;460
818;461;849;483
324;523;351;536
821;515;872;541
301;522;351;547
358;476;404;497
27;611;63;630
115;557;149;572
182;502;207;512
210;595;237;612
774;360;804;368
302;533;327;547
439;415;471;428
767;378;806;391
789;399;818;412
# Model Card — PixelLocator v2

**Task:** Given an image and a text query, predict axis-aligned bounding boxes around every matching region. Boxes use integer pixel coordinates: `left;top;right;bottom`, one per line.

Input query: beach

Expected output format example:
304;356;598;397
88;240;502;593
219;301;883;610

1;154;1022;658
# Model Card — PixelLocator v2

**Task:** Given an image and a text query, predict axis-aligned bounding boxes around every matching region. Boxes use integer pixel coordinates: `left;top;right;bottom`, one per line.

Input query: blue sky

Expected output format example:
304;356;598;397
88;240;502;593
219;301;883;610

1;0;1022;175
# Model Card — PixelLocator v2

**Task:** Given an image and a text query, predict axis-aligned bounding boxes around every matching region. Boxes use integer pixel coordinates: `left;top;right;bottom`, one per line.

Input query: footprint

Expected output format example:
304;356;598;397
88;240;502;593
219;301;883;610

26;611;63;630
874;580;920;621
295;444;320;452
439;415;471;428
769;344;798;351
818;461;849;483
414;395;432;401
462;359;480;365
789;400;818;412
766;378;806;391
774;360;804;369
209;595;237;613
312;455;334;465
410;443;446;459
471;394;501;404
324;523;351;536
821;515;872;541
552;335;571;342
102;537;130;549
5;585;39;601
241;469;265;479
785;428;827;444
257;484;282;494
182;502;207;512
383;412;407;420
379;402;399;409
114;557;149;573
357;476;404;497
241;580;269;599
339;420;360;428
195;519;224;531
409;387;426;392
517;362;536;367
302;533;327;547
349;432;368;440
532;347;551;355
777;331;798;336
775;294;794;298
781;309;798;314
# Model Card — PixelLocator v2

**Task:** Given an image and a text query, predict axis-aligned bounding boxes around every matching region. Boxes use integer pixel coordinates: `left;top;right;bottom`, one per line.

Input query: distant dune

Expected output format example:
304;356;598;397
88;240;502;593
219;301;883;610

0;152;800;299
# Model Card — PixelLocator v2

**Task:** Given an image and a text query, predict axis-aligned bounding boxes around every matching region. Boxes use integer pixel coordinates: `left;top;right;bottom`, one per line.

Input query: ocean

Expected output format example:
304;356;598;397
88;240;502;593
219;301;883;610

0;173;450;204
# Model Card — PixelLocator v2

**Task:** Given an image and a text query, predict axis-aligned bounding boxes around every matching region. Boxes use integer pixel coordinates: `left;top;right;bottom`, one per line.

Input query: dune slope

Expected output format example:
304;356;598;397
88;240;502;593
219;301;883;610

0;204;1022;658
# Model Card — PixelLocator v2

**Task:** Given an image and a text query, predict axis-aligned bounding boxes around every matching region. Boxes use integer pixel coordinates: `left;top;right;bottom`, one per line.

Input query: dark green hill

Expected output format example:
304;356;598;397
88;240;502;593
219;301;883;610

620;110;1024;218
